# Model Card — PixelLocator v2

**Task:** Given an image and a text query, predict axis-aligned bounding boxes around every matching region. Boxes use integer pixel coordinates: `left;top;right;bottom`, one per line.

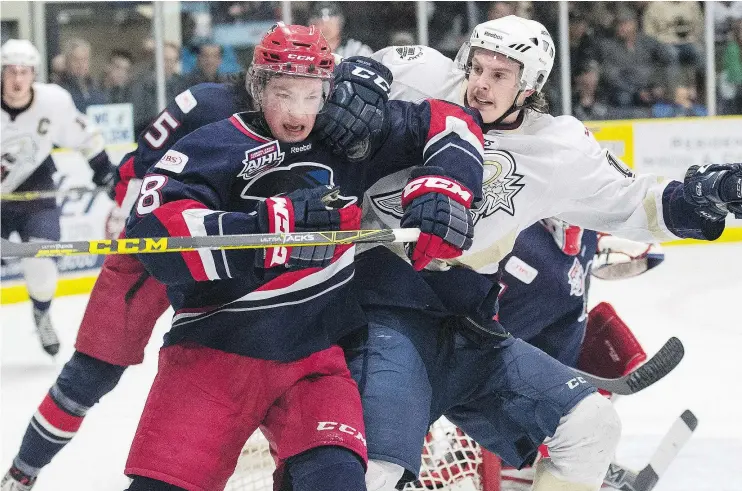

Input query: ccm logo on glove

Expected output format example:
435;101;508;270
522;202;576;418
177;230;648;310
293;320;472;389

402;176;474;207
266;197;293;267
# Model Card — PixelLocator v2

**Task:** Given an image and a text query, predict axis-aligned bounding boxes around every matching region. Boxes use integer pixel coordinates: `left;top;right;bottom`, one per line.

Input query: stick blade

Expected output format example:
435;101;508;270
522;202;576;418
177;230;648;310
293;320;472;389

626;337;684;393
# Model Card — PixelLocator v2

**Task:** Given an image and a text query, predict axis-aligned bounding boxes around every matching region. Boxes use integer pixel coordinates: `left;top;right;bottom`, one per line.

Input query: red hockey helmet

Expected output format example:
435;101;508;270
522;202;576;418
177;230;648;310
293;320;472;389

249;22;335;113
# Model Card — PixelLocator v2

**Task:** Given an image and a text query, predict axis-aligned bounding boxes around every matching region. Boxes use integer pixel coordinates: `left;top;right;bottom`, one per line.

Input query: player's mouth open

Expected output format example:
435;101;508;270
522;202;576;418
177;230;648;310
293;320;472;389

283;123;305;134
473;96;492;105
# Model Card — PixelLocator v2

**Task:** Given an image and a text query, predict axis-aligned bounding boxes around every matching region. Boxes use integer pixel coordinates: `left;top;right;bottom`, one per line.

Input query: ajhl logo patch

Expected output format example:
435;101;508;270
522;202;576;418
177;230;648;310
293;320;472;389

238;141;285;180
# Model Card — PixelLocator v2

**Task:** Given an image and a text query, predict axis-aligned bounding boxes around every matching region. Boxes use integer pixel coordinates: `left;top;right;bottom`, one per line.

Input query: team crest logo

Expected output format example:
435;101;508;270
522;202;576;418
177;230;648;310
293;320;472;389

369;189;404;218
471;150;524;224
567;258;585;297
240;162;357;207
238;141;285;180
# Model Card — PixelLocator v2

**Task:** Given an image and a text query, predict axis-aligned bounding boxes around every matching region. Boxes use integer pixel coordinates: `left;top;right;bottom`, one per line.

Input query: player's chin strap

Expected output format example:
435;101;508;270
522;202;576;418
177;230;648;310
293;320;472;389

463;80;526;131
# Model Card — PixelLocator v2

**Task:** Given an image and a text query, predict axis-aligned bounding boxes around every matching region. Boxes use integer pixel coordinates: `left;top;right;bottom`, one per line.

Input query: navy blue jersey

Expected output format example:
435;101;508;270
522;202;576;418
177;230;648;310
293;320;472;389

126;100;484;361
111;81;252;205
495;224;598;365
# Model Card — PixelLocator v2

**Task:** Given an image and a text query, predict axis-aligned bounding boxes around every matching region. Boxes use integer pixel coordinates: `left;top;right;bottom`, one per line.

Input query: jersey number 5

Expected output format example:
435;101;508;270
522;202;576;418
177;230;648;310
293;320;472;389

144;111;181;149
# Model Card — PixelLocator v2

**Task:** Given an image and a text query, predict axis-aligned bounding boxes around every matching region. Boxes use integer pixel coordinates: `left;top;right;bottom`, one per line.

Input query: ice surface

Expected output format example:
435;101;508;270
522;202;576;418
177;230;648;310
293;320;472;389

2;243;741;490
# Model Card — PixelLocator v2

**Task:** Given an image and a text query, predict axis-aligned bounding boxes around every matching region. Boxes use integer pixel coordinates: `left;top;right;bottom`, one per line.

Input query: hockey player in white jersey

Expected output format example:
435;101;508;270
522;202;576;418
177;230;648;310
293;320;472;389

315;15;742;491
1;39;116;356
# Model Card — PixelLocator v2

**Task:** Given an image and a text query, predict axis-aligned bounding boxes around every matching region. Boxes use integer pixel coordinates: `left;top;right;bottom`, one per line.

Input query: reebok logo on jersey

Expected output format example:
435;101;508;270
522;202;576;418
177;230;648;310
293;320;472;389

154;150;189;174
504;256;538;284
175;89;198;114
290;143;312;154
238;141;285;180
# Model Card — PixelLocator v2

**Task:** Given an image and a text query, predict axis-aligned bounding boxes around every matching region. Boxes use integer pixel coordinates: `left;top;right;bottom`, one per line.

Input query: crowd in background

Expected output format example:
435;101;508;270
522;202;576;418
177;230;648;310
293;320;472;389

43;1;742;126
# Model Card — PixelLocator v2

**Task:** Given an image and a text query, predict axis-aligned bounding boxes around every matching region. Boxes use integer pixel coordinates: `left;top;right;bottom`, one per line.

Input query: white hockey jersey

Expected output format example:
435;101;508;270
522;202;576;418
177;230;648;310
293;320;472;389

366;46;691;274
1;83;106;193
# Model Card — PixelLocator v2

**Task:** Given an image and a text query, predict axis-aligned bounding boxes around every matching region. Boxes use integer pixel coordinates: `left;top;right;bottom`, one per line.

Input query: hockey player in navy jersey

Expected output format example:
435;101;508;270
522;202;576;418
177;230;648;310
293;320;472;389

314;15;742;491
1;39;116;358
121;23;483;491
1;70;256;491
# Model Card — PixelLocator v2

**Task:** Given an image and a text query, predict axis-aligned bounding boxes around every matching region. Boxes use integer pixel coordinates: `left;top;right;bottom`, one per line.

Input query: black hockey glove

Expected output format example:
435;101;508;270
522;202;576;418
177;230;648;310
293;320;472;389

88;151;117;191
313;56;392;162
255;186;361;270
400;167;475;271
683;163;742;221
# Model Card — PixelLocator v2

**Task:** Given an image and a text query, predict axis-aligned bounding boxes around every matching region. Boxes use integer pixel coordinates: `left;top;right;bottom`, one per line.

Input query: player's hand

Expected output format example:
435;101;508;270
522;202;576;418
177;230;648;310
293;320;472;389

256;186;361;270
592;234;664;280
683;163;742;221
105;204;128;240
88;151;117;192
400;167;474;271
313;56;392;162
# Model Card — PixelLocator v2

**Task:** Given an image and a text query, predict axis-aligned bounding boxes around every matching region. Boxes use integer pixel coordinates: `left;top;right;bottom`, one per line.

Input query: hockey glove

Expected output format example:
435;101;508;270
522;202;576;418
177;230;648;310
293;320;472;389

313;56;392;162
591;234;665;280
400;167;475;271
683;162;742;221
256;186;361;270
88;151;117;190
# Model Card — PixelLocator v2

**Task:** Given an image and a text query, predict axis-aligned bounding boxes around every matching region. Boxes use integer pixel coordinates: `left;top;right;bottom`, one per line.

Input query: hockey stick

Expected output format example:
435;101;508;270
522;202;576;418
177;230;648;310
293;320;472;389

571;337;684;395
603;410;698;491
0;186;103;201
0;228;422;259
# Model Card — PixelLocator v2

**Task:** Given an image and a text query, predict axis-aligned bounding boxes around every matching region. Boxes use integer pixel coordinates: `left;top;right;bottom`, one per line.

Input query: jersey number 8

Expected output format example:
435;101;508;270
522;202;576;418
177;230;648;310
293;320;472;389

136;175;168;215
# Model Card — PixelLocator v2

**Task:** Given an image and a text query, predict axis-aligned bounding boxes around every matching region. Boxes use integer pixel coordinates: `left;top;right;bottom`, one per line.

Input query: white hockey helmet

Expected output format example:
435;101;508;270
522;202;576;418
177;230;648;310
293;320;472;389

1;39;41;70
456;15;555;93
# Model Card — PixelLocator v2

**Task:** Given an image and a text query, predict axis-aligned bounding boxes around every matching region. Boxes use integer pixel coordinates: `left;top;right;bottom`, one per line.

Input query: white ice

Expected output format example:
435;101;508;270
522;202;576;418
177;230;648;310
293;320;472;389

2;243;741;491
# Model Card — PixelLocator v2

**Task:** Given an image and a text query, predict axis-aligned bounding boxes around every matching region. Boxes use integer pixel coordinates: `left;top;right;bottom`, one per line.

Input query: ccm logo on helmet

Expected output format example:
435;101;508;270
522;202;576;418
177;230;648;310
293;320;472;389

403;176;473;205
288;54;315;61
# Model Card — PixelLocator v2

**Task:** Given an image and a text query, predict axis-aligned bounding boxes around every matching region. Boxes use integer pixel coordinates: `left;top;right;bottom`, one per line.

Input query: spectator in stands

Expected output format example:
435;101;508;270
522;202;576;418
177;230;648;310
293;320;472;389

58;38;108;112
101;49;133;104
569;10;599;77
572;61;609;121
308;2;373;58
487;1;517;20
597;7;676;110
179;11;242;76
720;18;742;114
714;1;742;44
183;42;226;86
652;85;708;118
50;54;66;85
131;42;187;135
390;31;415;46
643;1;704;86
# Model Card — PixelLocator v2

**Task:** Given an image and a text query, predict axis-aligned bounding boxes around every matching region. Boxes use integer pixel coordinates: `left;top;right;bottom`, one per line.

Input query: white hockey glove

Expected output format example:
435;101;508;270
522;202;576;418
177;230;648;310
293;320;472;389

591;233;664;280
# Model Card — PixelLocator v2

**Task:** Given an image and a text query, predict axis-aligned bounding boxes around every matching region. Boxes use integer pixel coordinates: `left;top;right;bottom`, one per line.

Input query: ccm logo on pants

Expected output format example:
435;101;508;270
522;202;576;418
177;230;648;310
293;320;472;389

317;421;367;446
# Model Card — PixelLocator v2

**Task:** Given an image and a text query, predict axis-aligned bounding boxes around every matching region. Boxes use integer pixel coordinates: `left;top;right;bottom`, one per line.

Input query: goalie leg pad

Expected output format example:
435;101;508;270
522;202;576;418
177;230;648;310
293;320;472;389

578;302;647;382
541;392;621;488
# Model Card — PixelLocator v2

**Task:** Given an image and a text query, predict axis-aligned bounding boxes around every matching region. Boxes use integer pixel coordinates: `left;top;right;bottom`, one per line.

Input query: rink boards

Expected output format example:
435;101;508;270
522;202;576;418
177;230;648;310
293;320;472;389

2;116;741;304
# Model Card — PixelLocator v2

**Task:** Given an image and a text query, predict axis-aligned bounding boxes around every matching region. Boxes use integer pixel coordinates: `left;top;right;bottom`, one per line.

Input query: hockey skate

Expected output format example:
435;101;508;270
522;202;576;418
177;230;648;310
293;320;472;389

32;307;59;356
1;466;36;491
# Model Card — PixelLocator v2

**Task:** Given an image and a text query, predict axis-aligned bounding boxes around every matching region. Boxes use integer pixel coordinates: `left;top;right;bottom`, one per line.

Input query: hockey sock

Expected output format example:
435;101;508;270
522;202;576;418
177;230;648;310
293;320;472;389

14;352;126;475
285;446;366;491
126;476;188;491
30;298;51;313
